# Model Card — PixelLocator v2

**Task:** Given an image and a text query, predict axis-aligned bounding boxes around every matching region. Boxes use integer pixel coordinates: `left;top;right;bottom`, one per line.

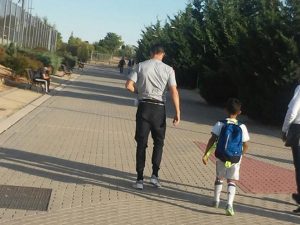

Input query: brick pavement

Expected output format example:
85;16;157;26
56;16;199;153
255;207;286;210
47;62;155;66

196;141;297;194
0;65;298;224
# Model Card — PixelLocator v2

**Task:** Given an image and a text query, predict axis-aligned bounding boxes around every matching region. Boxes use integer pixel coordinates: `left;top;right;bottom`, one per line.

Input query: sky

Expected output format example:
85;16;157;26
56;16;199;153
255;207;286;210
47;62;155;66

28;0;189;46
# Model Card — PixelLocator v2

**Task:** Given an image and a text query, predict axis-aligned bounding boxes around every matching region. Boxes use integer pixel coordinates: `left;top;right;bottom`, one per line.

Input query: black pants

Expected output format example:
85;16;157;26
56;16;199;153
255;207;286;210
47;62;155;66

292;144;300;194
135;102;166;180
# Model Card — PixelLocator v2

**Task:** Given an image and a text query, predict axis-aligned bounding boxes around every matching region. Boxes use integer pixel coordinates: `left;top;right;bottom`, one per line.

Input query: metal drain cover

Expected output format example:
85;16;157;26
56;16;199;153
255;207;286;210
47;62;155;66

0;185;52;211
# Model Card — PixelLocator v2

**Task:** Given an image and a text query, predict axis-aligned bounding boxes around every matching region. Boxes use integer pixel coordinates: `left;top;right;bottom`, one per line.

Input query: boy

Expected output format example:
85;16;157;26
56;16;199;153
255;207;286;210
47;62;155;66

202;98;249;216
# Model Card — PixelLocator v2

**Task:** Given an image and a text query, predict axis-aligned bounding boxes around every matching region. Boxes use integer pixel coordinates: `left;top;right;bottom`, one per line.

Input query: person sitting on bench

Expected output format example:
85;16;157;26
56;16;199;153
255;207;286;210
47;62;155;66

34;67;51;93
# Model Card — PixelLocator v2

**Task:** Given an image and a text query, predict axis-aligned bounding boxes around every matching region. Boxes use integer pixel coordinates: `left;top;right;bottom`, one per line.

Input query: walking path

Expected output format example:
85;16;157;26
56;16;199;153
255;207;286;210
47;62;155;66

0;65;298;224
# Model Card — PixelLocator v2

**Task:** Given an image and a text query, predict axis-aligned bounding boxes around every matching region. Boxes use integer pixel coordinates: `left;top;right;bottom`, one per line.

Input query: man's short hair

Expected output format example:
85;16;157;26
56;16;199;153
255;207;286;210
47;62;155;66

150;44;165;55
226;98;242;115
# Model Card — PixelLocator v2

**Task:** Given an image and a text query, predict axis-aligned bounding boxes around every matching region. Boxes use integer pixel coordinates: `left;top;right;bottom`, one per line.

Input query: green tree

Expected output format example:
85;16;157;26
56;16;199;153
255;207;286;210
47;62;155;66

136;20;164;61
77;42;94;62
56;32;64;50
96;32;123;55
118;45;136;58
163;5;200;88
64;34;94;62
135;0;300;124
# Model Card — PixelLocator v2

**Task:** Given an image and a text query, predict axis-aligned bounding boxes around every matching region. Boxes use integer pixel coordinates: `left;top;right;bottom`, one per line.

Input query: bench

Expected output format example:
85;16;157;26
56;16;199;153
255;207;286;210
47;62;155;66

25;69;45;93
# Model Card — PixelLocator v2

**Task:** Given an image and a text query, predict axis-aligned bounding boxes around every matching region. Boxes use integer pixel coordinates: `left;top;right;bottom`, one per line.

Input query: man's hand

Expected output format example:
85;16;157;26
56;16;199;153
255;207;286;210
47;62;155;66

125;80;136;93
173;113;180;126
202;155;208;165
282;132;287;142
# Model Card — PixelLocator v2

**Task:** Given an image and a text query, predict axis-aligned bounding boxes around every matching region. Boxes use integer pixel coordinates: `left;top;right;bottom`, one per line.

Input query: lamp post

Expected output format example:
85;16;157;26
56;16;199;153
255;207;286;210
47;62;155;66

20;0;26;47
2;0;9;45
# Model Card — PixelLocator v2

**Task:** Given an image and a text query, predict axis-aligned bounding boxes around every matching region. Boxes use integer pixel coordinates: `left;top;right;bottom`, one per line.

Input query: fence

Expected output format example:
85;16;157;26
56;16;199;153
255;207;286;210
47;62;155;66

91;51;112;62
0;0;57;51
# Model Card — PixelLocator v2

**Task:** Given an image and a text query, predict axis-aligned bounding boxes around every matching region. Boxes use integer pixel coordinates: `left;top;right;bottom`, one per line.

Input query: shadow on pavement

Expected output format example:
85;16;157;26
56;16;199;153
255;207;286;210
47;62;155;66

248;153;293;165
0;148;298;223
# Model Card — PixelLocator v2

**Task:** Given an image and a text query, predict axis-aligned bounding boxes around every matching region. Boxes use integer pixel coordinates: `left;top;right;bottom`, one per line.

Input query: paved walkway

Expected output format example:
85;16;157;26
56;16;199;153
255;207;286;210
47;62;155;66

0;74;77;123
0;65;298;224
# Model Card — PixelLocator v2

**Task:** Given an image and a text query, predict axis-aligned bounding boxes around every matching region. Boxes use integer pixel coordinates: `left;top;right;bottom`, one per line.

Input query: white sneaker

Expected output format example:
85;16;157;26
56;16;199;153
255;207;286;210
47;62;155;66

133;180;143;190
150;175;162;188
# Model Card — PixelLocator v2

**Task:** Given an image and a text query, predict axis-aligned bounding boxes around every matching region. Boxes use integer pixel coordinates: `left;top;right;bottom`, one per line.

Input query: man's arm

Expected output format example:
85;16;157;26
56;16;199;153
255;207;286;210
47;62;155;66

125;80;137;93
169;85;180;126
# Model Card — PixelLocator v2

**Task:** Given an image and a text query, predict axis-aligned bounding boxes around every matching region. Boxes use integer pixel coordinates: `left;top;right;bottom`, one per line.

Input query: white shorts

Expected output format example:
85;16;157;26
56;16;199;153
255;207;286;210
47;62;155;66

216;158;241;181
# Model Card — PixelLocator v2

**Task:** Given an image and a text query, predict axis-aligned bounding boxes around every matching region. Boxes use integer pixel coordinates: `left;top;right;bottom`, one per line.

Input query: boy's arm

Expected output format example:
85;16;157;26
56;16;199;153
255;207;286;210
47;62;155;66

242;142;249;155
204;134;217;155
202;134;217;165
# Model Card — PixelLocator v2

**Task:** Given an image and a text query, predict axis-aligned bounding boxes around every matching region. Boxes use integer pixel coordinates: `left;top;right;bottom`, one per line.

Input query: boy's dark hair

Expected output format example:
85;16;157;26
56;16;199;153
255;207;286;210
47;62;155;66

150;44;165;55
226;98;242;115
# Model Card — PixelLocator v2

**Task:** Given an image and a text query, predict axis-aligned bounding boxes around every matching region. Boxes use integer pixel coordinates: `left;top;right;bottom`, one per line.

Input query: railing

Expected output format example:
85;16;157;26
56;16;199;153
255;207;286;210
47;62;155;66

0;0;57;51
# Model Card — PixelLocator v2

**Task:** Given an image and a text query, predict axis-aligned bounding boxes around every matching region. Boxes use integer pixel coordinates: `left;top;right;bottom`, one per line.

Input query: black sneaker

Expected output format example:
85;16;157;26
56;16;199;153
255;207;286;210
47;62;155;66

292;193;300;204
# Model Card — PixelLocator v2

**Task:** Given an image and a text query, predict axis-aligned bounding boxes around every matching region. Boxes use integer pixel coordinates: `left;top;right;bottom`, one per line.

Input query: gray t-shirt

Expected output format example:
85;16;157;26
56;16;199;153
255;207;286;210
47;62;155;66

128;59;177;102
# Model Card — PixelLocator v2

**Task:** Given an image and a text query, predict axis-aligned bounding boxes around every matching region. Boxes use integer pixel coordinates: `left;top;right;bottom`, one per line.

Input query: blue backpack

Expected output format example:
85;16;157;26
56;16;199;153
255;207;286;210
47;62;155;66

215;119;243;163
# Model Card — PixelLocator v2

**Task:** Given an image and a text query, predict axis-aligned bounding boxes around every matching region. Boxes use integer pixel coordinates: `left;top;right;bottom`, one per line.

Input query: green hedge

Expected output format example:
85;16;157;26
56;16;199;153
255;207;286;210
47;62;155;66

0;45;64;76
60;53;77;69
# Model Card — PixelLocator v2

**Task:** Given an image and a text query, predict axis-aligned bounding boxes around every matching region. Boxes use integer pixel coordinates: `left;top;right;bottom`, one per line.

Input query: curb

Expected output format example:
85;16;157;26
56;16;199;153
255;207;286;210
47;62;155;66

0;74;80;135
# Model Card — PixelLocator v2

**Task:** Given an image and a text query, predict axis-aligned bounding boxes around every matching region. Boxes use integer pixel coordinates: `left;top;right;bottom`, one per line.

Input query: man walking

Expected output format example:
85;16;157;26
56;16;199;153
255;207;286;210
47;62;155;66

125;44;180;190
282;79;300;213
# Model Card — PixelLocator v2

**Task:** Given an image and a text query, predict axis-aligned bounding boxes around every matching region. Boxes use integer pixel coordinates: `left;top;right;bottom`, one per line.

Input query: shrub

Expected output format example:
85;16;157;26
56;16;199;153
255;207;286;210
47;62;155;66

19;49;62;74
60;53;77;69
0;47;7;63
4;54;43;76
32;52;62;74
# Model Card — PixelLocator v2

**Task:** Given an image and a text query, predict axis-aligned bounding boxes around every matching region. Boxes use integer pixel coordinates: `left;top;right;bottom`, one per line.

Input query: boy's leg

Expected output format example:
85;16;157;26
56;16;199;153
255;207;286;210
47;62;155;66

214;178;223;206
225;179;237;216
225;162;240;216
214;160;226;206
227;179;237;207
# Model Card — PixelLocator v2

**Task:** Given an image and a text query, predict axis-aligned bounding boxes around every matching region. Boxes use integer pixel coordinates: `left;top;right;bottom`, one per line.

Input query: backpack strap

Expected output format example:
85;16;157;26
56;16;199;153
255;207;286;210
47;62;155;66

219;119;227;124
220;118;242;126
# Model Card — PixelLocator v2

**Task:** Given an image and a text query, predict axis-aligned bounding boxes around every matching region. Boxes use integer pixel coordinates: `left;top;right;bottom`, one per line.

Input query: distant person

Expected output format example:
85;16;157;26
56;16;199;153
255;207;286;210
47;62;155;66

34;67;51;93
118;58;126;74
78;61;84;71
202;98;250;216
127;59;132;75
282;78;300;214
125;44;180;190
